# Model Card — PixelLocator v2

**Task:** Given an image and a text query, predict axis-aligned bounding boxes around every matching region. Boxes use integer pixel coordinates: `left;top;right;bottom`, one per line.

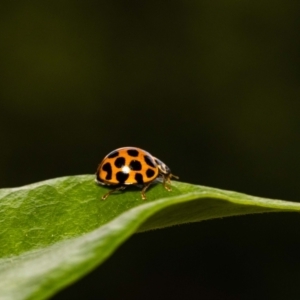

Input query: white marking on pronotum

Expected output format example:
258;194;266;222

122;166;130;174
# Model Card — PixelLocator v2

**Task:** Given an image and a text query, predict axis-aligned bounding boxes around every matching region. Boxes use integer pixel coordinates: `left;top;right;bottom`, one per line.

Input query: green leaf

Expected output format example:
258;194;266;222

0;175;300;300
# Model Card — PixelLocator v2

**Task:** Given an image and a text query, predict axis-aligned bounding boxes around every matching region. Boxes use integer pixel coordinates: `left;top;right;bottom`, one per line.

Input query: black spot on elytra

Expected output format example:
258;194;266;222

144;155;156;168
115;157;125;168
146;168;155;178
127;149;139;157
102;162;112;180
129;160;142;171
135;173;144;184
107;151;119;158
116;171;129;184
96;170;102;183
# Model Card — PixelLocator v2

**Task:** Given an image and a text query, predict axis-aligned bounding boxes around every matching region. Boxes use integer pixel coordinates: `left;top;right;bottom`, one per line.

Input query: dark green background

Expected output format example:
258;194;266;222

1;2;300;299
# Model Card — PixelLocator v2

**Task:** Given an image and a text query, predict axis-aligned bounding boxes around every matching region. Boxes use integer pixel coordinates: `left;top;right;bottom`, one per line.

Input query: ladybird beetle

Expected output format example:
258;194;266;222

95;147;179;200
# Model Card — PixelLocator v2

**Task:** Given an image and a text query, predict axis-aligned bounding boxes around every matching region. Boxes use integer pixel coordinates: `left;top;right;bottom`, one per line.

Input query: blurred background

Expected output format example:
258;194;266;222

1;1;300;299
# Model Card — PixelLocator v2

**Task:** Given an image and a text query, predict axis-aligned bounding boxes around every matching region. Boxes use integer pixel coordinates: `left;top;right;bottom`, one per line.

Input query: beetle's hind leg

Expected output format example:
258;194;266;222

102;186;126;200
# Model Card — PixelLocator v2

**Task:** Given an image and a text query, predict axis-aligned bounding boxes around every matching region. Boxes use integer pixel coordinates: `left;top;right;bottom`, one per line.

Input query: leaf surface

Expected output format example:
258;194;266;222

0;175;299;300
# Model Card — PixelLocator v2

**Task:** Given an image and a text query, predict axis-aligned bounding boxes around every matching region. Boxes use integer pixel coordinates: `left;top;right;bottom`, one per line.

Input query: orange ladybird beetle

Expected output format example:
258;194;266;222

95;147;179;200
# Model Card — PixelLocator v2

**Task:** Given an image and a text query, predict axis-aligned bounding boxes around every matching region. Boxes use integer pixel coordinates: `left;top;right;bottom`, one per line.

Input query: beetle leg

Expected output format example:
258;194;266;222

102;186;126;200
162;175;172;191
141;183;151;200
162;173;179;191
